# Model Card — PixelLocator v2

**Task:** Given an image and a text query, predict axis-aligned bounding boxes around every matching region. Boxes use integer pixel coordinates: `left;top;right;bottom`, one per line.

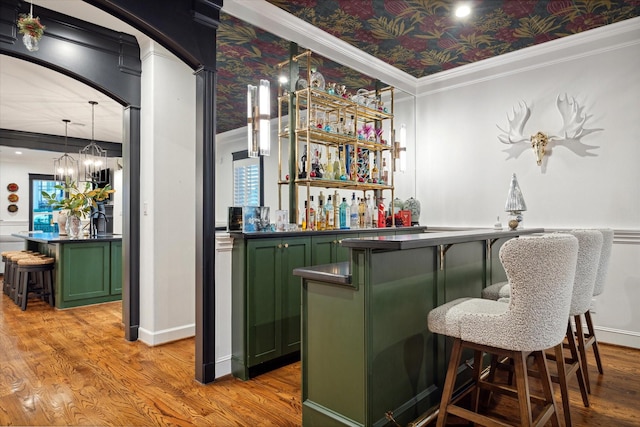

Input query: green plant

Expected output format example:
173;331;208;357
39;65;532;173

41;181;115;218
17;14;45;40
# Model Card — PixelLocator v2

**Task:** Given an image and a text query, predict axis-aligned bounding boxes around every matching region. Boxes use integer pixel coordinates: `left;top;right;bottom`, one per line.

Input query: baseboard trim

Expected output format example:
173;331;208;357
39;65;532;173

595;326;640;350
138;323;195;346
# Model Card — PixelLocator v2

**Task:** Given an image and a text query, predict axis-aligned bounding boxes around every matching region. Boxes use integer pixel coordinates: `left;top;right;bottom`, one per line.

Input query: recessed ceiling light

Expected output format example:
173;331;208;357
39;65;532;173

15;151;22;155
455;5;471;18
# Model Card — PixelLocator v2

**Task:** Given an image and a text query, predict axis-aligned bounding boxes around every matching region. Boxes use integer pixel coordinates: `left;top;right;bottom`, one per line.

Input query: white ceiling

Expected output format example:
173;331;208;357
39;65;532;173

0;0;150;164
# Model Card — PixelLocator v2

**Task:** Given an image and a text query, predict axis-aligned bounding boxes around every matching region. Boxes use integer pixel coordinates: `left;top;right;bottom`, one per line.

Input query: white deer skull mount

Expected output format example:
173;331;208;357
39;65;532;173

497;94;602;166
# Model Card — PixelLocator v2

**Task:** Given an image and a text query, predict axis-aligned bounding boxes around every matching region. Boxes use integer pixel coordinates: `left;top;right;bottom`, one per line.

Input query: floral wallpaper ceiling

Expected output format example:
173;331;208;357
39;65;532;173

216;0;640;133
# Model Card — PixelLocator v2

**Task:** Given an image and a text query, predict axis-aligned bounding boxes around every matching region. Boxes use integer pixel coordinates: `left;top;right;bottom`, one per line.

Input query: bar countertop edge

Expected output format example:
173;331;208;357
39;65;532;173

341;228;544;250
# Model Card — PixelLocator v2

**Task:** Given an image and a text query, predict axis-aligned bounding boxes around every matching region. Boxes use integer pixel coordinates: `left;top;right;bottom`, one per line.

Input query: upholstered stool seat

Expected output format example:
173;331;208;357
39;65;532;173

15;256;55;311
428;233;579;427
481;280;510;300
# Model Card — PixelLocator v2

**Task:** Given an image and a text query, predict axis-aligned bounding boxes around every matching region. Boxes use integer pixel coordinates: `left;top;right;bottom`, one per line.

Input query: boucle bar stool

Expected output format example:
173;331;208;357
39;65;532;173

483;229;603;427
15;256;55;311
428;233;579;427
576;228;613;392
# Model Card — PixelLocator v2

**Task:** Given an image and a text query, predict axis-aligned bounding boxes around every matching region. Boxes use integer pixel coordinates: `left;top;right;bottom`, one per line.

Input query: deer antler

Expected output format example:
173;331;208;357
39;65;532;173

497;101;531;144
552;94;587;140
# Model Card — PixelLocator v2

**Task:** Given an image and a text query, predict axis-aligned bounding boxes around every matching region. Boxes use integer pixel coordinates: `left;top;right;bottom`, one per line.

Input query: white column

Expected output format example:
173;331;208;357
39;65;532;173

138;41;197;345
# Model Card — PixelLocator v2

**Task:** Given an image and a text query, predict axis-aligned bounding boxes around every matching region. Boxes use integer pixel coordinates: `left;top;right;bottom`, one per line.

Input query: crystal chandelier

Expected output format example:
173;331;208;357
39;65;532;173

53;119;79;184
79;101;108;183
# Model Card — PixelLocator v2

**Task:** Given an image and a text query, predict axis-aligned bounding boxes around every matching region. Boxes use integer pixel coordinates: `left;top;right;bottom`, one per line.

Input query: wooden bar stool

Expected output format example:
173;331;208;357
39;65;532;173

428;233;579;427
15;256;55;311
4;252;36;301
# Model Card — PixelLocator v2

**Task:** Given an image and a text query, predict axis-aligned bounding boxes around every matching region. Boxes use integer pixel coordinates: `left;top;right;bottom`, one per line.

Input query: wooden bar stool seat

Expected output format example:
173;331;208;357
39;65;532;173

5;252;36;301
428;233;579;427
15;256;55;311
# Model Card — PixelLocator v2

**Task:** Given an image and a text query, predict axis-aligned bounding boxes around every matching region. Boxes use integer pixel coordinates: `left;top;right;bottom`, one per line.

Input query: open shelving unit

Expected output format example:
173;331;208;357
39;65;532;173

277;50;397;227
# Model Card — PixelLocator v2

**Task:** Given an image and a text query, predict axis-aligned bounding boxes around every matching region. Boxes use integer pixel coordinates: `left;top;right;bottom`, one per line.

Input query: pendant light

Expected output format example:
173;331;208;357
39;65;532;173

79;100;107;183
53;119;79;184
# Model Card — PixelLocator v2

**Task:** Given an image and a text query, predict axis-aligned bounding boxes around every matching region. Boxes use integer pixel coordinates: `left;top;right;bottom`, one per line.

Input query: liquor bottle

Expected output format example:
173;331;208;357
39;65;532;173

371;158;379;183
319;190;325;209
309;196;316;231
326;152;334;180
334;191;340;228
381;157;389;184
350;193;359;229
358;197;366;228
338;148;347;180
317;198;326;231
339;197;350;229
326;195;335;230
377;197;386;228
301;201;308;230
364;195;373;228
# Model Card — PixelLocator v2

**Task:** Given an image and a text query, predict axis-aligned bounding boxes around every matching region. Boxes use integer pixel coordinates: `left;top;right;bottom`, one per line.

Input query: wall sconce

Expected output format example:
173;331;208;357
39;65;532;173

504;173;527;230
247;79;271;158
393;124;406;172
530;131;548;166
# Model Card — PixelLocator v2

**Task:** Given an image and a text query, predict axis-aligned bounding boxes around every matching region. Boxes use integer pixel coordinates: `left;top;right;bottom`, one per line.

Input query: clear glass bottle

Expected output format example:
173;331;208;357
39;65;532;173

325;152;334;180
339;197;350;230
371;158;379;183
350;193;359;229
317;198;326;231
381;157;389;184
364;195;373;228
326;195;334;230
309;196;316;231
358;197;366;228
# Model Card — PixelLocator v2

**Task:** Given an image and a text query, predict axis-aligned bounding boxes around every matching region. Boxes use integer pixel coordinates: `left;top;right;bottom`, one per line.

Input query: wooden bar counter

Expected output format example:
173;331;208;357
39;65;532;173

12;232;122;309
293;228;543;427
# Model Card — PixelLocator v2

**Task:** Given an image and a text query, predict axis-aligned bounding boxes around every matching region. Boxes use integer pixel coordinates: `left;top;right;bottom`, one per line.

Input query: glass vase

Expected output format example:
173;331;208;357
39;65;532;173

23;33;39;52
66;215;82;239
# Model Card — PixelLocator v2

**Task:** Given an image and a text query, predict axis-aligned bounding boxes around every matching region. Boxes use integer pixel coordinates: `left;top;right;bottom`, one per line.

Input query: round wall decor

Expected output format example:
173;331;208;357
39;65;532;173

7;204;18;213
7;183;19;192
8;194;19;202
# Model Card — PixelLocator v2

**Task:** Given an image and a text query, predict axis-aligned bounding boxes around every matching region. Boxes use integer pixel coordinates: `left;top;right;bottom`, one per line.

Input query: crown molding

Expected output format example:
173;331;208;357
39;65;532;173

416;16;640;97
223;0;417;95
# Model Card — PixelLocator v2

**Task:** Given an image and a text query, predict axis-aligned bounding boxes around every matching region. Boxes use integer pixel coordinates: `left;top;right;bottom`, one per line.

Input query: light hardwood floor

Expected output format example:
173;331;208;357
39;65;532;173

0;283;638;426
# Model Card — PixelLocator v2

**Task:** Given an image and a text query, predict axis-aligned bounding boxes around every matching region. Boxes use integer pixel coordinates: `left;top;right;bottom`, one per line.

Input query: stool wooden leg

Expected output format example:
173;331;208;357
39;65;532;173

19;269;29;311
471;349;483;414
436;338;463;427
566;322;590;407
45;269;54;306
513;351;533;427
533;350;560;427
574;314;591;394
553;343;572;427
585;310;604;374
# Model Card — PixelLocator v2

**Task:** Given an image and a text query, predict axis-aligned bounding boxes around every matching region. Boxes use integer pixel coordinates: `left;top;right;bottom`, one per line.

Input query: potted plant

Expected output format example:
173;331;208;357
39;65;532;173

42;181;115;238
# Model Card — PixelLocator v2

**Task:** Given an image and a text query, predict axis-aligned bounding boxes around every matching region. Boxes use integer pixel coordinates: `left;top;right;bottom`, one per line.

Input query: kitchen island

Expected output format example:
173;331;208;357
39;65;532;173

293;228;543;427
13;232;122;309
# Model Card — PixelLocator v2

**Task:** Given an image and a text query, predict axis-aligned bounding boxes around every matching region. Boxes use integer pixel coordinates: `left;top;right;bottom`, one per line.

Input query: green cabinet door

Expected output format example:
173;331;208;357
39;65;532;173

281;236;311;354
59;242;110;307
246;236;311;367
312;233;358;265
110;241;122;294
246;239;282;366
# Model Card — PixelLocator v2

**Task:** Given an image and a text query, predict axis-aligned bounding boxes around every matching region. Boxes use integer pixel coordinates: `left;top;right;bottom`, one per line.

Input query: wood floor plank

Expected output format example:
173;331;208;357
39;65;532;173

0;284;638;426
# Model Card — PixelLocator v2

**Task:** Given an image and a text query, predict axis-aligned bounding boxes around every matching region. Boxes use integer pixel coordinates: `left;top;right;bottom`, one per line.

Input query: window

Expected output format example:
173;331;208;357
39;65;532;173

232;150;263;207
29;174;62;233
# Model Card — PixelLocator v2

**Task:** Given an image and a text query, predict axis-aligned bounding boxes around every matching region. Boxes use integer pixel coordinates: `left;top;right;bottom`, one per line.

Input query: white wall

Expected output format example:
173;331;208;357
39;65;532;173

415;19;640;347
138;41;197;345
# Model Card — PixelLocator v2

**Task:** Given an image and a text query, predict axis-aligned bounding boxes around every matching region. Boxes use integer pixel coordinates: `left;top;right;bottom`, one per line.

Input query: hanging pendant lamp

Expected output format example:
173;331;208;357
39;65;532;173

79;101;108;183
54;119;79;184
